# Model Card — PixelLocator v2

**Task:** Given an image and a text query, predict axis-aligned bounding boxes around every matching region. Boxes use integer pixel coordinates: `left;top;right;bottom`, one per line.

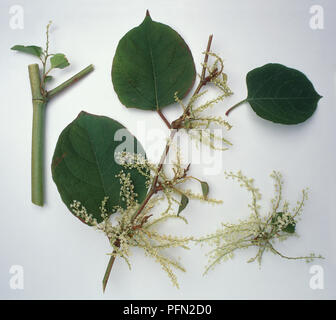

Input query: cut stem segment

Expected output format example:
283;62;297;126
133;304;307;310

48;64;94;99
28;63;94;206
29;64;46;206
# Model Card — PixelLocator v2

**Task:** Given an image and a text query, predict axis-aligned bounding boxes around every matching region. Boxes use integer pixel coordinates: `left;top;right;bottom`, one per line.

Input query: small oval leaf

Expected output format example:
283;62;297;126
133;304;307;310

112;12;196;111
177;194;189;216
246;63;321;124
11;45;43;57
200;181;209;199
50;53;70;69
51;112;149;224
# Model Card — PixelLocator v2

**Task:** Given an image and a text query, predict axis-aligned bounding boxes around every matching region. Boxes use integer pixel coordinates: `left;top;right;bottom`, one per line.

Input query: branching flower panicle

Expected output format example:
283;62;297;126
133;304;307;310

171;52;233;150
71;146;225;288
116;149;221;218
71;150;217;288
70;195;192;288
197;171;323;275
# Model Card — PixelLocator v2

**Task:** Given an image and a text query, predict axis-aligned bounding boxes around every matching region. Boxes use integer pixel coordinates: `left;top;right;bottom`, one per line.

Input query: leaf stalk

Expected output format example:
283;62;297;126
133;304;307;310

225;99;247;116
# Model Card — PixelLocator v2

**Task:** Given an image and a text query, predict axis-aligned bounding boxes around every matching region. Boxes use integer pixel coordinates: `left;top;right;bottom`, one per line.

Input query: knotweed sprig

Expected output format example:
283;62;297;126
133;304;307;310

103;38;224;285
93;38;228;291
197;171;323;275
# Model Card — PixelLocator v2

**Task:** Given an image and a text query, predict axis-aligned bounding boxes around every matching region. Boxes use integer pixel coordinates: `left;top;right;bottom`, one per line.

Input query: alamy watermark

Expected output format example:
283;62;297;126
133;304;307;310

9;265;24;290
113;125;228;176
309;5;324;30
9;5;24;30
309;265;324;290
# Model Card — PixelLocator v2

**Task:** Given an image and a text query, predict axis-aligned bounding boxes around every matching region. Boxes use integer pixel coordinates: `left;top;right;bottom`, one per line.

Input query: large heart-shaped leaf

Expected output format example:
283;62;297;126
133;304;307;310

246;64;321;124
51;112;149;224
112;11;196;111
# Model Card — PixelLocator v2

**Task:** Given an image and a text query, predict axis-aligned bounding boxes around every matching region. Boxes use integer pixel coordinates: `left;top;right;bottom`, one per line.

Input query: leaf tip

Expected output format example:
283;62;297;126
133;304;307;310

146;9;151;17
177;194;189;215
74;110;89;122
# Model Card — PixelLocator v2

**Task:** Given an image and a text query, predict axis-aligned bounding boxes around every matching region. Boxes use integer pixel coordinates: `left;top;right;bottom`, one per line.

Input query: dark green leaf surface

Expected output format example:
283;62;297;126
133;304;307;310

177;194;189;216
50;53;70;69
11;45;43;57
112;12;196;110
246;64;321;124
283;223;296;234
52;112;149;224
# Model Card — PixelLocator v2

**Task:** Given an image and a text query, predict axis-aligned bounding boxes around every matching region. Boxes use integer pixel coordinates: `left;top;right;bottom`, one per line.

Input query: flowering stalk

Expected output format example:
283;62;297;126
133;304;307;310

102;35;217;291
197;171;323;274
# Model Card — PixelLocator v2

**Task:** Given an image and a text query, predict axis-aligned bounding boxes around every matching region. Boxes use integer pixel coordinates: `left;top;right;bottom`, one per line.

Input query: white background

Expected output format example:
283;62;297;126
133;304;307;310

0;0;335;299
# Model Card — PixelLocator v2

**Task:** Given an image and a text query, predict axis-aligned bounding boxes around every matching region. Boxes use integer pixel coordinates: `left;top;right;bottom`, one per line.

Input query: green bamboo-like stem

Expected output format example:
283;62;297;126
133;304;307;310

29;64;46;206
47;64;94;99
28;63;94;206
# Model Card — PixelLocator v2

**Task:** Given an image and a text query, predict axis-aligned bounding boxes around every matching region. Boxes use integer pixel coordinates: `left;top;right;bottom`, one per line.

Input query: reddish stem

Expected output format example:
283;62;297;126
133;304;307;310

157;109;171;129
225;99;247;116
102;34;215;292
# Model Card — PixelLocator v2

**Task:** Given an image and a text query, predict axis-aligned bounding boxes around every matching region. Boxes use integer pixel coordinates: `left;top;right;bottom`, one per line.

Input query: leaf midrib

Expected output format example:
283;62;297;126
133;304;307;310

248;96;319;101
145;20;159;109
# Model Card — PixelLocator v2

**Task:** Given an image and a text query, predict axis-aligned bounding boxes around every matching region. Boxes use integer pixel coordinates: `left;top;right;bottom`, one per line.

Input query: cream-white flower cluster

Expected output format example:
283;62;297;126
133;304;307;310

197;170;323;274
272;211;295;232
173;52;233;150
115;170;138;207
69;156;198;288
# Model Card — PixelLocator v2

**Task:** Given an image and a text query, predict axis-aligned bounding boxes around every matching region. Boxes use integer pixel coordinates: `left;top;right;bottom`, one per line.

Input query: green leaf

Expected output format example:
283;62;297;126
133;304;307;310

245;63;321;124
50;53;70;69
11;45;43;57
112;11;196;111
200;181;209;199
45;75;53;82
177;194;189;216
283;223;296;234
51;111;149;224
272;212;296;234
